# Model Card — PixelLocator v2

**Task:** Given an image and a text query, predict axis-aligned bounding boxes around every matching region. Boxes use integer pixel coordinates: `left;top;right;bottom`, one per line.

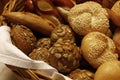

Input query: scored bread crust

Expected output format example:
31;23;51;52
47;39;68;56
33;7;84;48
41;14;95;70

111;0;120;15
81;32;118;68
10;25;37;55
68;1;109;36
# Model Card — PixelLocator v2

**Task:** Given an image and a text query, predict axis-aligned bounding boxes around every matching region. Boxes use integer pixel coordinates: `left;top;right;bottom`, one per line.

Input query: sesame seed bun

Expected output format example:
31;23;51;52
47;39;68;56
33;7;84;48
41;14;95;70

81;32;118;68
68;1;109;36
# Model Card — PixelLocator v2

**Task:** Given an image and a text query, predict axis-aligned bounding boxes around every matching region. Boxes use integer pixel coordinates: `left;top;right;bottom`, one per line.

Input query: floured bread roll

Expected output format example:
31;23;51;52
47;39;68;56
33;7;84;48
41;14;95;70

81;32;118;68
68;1;109;36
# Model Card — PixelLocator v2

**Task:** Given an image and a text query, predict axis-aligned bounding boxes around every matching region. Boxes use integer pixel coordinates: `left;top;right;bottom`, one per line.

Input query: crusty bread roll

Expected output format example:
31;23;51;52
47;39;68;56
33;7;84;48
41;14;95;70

51;24;75;44
111;0;120;14
81;32;118;68
94;60;120;80
106;29;112;37
68;1;109;36
29;47;49;63
68;69;94;80
106;8;120;27
3;12;56;35
113;27;120;56
36;38;51;49
102;0;117;8
106;1;120;27
10;24;37;55
48;39;81;73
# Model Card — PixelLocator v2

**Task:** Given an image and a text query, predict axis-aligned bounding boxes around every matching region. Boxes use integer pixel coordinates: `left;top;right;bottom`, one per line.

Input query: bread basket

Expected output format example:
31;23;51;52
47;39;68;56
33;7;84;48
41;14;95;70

0;0;72;80
1;0;120;80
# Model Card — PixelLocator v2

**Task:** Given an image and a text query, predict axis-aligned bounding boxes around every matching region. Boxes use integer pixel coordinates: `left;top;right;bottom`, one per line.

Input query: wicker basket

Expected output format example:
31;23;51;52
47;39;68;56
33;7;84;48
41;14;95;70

0;0;57;80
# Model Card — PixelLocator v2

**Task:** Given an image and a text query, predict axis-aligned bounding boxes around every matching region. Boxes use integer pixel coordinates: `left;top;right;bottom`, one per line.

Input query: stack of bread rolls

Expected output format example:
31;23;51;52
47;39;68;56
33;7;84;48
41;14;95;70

1;0;120;80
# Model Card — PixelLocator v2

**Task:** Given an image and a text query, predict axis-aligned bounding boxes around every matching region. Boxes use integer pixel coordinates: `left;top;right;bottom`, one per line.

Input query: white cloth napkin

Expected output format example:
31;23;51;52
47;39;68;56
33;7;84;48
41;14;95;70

0;26;72;80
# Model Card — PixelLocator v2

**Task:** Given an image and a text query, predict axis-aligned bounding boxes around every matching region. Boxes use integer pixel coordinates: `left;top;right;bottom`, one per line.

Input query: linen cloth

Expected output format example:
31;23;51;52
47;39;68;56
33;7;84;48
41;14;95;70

0;26;72;80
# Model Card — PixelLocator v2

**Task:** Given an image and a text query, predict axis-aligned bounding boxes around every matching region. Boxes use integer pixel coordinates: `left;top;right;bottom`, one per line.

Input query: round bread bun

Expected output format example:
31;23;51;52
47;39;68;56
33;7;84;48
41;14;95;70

36;38;51;49
10;24;37;55
107;0;120;27
81;32;118;68
94;60;120;80
113;27;120;56
51;24;75;44
48;39;81;73
68;1;109;36
29;47;49;63
68;69;94;80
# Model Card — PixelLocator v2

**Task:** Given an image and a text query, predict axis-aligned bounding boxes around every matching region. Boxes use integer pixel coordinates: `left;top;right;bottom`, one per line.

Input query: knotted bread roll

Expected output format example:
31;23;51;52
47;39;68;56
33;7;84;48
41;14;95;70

68;1;109;36
81;32;118;68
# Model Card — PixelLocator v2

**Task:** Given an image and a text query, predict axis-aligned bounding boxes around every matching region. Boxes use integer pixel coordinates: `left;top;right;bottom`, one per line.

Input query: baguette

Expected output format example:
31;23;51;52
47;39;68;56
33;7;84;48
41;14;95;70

3;12;56;35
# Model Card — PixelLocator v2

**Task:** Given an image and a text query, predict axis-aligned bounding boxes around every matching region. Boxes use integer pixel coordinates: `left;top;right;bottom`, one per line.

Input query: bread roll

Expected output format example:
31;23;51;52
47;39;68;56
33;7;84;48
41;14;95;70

51;24;75;44
68;69;94;80
94;60;120;80
3;12;56;35
29;47;49;63
106;8;120;27
68;1;109;36
81;32;118;68
48;39;81;73
106;1;120;27
111;0;120;14
113;27;120;56
52;0;75;22
32;0;64;26
36;38;51;49
10;24;37;55
102;0;117;8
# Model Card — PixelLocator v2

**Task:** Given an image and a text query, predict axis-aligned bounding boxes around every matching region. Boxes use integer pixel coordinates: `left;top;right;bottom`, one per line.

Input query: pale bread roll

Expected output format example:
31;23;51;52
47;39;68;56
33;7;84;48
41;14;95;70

94;60;120;80
68;1;109;36
81;32;118;68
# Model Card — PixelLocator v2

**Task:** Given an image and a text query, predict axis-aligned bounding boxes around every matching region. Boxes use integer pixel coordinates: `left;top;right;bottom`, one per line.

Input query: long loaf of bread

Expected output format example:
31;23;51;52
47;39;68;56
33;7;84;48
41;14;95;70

3;12;56;35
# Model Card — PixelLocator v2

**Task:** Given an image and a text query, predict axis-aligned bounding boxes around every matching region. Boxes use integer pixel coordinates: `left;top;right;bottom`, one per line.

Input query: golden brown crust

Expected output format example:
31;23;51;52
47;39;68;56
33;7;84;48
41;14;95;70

102;0;117;9
36;38;51;49
3;12;56;35
113;27;120;56
29;47;49;63
68;69;94;80
106;8;120;27
10;24;37;55
33;0;64;25
68;1;109;36
94;60;120;80
48;39;81;73
111;0;120;14
105;1;120;27
81;32;118;68
51;24;75;44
